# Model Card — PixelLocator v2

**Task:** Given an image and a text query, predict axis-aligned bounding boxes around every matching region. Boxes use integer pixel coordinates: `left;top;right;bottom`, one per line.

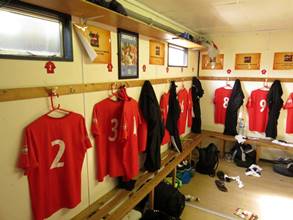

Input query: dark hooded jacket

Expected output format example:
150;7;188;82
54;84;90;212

139;80;164;172
224;79;244;136
191;77;204;133
265;80;283;138
166;81;182;152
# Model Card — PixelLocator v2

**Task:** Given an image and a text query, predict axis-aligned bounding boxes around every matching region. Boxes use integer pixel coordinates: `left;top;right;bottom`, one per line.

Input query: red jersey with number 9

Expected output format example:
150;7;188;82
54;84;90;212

214;87;232;124
284;93;293;133
18;112;91;220
246;89;269;132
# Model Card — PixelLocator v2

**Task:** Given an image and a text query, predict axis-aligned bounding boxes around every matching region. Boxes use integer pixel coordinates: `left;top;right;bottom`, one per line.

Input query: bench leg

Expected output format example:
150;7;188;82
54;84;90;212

172;167;177;187
256;146;261;163
219;140;225;158
149;190;154;209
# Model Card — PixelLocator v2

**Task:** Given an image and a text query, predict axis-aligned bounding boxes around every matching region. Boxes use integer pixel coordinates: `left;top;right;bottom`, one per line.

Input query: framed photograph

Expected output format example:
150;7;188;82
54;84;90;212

273;52;293;70
149;40;165;65
235;53;261;70
117;29;139;79
201;54;224;70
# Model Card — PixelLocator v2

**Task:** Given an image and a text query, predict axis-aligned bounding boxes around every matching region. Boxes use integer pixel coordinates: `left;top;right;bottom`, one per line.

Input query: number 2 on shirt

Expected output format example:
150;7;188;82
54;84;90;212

50;139;65;169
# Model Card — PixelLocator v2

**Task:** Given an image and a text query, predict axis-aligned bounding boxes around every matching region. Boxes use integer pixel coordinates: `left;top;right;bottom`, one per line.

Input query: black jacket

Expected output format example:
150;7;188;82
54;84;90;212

265;80;283;138
139;80;164;172
166;81;182;152
191;77;204;133
224;79;244;136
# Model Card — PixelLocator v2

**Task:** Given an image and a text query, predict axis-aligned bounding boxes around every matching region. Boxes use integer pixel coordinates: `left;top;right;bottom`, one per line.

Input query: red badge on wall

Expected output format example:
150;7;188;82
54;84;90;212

142;64;146;72
261;69;267;75
45;61;56;74
227;69;232;74
107;63;113;72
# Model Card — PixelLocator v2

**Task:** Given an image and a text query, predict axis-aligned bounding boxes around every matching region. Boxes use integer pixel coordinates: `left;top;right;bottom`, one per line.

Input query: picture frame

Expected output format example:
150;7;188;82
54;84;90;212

117;29;139;79
235;53;261;70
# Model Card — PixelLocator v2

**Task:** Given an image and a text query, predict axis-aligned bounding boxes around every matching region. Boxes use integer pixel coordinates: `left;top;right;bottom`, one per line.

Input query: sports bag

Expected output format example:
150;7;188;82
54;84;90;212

154;182;185;218
231;142;256;168
140;209;178;220
195;143;219;176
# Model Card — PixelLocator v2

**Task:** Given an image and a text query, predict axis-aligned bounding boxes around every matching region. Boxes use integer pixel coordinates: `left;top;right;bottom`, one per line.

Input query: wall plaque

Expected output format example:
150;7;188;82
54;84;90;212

149;40;165;65
201;54;224;70
273;52;293;70
235;53;261;70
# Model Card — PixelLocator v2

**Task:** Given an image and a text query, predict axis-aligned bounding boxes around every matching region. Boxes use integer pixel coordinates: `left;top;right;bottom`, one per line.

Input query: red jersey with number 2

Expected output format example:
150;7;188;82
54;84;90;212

246;89;269;132
18;112;91;220
214;87;232;124
284;93;293;133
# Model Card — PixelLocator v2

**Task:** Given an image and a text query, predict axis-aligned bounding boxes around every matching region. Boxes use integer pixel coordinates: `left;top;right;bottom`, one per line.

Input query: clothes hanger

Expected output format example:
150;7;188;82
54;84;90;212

260;69;270;91
108;82;119;101
224;76;232;89
46;89;71;117
117;82;130;101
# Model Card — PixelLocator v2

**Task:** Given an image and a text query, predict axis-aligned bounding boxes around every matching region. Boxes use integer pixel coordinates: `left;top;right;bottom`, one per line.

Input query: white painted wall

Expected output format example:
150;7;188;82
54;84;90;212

0;18;197;220
200;30;293;159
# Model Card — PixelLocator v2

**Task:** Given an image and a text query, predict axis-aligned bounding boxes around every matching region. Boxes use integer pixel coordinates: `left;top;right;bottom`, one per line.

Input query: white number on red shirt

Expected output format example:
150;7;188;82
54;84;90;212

223;97;229;108
181;101;184;113
260;99;266;112
50;139;65;169
108;118;118;142
133;116;137;135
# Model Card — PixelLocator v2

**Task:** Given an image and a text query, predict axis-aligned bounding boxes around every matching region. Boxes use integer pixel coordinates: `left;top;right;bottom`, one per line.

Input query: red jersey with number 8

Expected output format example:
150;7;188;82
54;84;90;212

18;112;91;220
284;93;293;133
246;89;269;132
214;87;232;124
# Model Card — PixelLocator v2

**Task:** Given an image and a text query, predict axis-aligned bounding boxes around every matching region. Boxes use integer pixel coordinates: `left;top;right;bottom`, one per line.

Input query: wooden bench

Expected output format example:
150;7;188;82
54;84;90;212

72;133;202;220
202;130;293;162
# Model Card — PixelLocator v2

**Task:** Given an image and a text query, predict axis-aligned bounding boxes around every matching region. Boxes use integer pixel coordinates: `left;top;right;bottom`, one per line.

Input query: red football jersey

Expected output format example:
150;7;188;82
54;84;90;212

177;88;189;135
91;98;125;181
187;88;193;128
246;89;269;132
160;92;170;145
214;87;232;124
18;112;91;220
119;98;147;180
284;93;293;133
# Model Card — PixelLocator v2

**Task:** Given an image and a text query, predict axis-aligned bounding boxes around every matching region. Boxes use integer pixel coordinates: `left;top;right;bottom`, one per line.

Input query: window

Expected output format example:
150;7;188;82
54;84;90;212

168;44;188;67
0;1;73;61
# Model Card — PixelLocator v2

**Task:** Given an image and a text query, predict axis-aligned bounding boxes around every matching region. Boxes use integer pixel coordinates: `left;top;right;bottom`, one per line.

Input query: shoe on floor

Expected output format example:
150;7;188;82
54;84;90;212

215;180;228;192
273;163;293;177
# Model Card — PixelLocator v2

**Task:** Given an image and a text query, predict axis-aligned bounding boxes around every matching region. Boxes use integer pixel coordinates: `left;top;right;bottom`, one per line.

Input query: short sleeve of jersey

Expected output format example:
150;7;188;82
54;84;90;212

18;128;38;175
91;105;101;137
284;93;293;109
80;117;92;151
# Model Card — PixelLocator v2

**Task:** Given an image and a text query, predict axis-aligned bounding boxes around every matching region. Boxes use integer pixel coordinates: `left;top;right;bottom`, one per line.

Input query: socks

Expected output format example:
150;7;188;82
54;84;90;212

245;164;262;177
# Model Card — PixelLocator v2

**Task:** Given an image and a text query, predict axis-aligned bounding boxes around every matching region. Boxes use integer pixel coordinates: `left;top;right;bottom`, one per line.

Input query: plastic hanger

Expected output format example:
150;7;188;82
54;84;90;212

109;83;119;101
260;78;270;91
224;76;232;89
46;91;71;117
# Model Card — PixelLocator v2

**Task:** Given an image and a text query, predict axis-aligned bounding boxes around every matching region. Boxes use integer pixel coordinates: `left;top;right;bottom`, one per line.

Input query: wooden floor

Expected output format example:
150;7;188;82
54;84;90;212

180;160;293;220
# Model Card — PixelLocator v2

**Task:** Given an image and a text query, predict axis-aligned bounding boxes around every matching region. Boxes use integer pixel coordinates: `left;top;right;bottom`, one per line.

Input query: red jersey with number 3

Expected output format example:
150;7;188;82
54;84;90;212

18;113;91;220
160;92;170;145
284;93;293;133
177;88;189;135
246;89;269;132
214;87;232;124
91;98;125;181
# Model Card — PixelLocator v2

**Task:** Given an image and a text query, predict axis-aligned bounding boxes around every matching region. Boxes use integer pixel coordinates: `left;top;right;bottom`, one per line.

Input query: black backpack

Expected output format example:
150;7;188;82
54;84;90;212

140;209;178;220
231;142;256;168
154;182;185;218
195;143;219;176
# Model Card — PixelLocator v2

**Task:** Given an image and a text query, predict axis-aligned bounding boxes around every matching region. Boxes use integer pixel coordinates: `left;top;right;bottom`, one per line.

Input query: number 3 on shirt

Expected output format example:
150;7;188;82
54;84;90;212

108;118;118;142
260;99;266;112
223;97;229;108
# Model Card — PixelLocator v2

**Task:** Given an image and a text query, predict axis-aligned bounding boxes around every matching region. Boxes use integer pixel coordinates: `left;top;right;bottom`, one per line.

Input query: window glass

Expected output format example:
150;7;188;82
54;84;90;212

168;44;188;67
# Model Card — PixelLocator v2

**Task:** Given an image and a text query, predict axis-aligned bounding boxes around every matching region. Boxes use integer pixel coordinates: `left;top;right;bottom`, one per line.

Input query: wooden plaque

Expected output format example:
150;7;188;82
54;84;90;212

235;53;261;70
83;25;111;64
273;52;293;70
149;40;165;65
201;54;224;70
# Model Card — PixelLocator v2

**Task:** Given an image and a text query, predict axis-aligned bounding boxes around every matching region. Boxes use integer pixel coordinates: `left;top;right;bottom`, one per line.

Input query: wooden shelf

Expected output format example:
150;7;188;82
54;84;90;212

20;0;204;49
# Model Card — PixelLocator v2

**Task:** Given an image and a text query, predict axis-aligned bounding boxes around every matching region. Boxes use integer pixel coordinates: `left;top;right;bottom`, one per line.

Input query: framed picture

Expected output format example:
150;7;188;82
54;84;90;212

235;53;261;70
149;40;165;65
117;29;139;79
201;54;224;70
273;52;293;70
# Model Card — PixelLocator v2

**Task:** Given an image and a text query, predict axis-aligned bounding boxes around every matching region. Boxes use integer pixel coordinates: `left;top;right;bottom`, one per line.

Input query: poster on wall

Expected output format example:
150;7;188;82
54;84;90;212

149;40;165;65
79;25;111;64
273;52;293;70
117;29;139;79
201;54;224;70
235;53;261;70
